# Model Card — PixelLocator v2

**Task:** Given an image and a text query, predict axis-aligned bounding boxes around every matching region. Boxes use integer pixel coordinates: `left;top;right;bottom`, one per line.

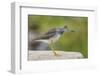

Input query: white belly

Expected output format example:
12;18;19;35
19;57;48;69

49;34;60;43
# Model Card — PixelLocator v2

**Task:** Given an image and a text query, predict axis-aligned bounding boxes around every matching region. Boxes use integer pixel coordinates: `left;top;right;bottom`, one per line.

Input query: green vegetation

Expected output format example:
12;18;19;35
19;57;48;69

28;15;88;58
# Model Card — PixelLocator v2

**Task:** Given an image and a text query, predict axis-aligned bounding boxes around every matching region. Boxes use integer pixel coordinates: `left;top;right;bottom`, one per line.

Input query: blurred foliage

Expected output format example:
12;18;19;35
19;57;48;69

28;15;88;58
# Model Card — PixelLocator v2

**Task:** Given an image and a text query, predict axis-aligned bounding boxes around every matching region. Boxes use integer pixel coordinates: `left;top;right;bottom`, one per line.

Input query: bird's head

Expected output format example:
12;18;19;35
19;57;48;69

58;25;74;34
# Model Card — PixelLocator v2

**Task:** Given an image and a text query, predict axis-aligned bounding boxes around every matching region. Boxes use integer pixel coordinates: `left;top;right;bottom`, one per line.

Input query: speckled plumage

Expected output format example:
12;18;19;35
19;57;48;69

34;26;68;44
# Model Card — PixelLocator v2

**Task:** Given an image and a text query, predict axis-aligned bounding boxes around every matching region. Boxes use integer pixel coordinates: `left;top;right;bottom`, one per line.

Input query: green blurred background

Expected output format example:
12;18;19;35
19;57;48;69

28;15;88;58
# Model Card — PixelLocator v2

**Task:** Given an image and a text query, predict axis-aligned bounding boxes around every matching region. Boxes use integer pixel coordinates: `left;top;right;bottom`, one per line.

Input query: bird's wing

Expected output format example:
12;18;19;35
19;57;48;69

44;28;57;35
34;33;56;40
34;28;57;40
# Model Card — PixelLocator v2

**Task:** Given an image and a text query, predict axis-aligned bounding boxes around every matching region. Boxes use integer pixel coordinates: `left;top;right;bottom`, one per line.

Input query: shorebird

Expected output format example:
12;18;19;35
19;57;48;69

34;25;74;56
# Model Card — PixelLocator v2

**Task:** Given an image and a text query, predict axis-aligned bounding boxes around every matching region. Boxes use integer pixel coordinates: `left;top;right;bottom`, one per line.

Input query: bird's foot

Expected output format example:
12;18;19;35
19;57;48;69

54;53;61;56
53;51;61;56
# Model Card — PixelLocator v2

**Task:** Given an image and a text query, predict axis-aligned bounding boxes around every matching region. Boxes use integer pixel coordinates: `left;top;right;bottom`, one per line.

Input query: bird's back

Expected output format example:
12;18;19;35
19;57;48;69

34;28;58;40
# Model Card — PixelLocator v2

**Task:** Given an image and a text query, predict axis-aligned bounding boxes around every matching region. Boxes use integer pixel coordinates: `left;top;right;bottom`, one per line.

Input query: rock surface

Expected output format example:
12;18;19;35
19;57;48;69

28;51;84;60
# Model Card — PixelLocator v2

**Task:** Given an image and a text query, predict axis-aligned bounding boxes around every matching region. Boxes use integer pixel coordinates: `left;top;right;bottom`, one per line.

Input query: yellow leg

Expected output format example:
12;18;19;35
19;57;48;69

49;41;61;56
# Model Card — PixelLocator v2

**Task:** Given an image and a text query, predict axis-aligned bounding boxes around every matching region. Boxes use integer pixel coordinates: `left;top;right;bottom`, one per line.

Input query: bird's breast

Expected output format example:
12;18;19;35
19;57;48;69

49;34;60;43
